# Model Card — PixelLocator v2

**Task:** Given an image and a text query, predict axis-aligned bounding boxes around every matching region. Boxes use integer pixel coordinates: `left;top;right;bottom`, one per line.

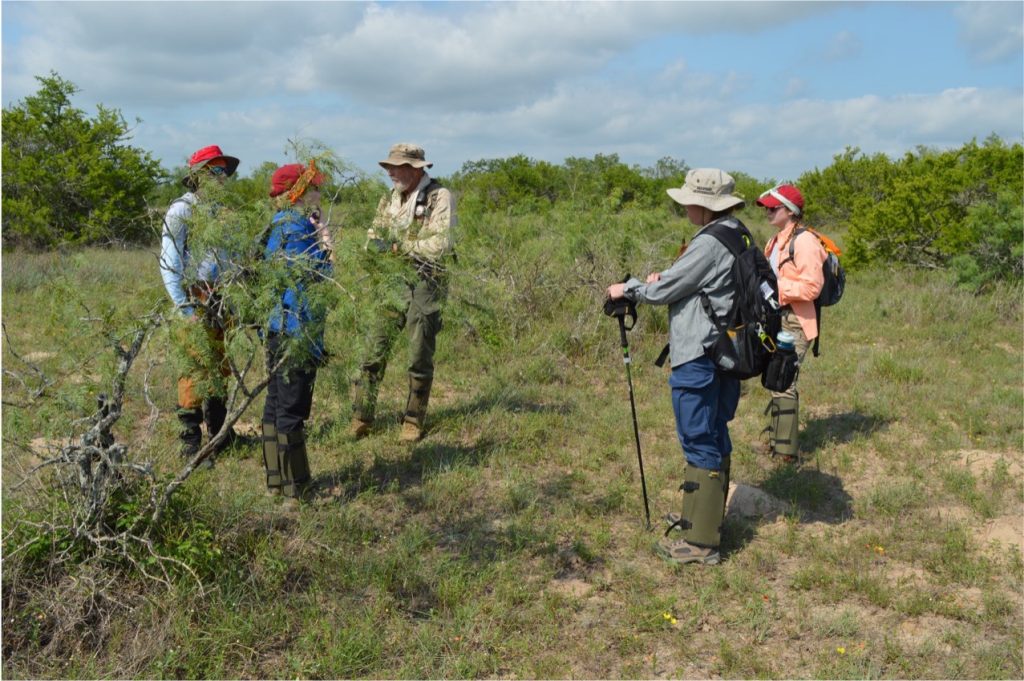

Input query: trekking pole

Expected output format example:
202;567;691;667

603;284;652;531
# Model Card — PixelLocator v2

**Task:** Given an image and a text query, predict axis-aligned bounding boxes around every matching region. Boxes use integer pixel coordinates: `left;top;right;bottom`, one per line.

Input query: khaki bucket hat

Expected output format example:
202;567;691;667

667;168;745;212
379;143;433;169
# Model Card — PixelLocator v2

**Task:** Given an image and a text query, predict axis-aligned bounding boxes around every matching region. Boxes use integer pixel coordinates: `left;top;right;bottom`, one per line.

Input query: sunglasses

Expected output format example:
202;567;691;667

208;165;228;176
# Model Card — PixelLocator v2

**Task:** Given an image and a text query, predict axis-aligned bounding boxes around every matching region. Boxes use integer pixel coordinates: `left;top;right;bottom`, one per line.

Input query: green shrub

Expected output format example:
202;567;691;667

799;137;1022;284
2;72;163;249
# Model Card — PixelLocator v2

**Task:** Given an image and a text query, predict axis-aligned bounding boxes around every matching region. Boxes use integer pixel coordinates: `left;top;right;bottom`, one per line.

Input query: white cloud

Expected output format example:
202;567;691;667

2;1;830;111
954;1;1024;63
4;2;1020;183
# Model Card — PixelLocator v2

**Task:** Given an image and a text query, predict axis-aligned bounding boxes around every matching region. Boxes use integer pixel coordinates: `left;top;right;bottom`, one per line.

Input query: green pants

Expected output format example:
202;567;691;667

352;274;445;424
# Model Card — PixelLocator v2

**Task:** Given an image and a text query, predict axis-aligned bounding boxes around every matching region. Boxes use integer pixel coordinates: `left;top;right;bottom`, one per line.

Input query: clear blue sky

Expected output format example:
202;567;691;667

2;1;1021;182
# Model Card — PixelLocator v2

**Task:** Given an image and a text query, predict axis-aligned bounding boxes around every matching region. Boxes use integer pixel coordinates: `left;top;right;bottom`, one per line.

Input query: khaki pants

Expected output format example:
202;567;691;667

352;274;445;423
176;287;231;409
770;308;811;400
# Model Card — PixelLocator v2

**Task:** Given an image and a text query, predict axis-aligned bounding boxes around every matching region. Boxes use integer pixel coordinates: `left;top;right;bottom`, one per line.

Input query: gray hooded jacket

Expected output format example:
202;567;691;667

623;215;741;368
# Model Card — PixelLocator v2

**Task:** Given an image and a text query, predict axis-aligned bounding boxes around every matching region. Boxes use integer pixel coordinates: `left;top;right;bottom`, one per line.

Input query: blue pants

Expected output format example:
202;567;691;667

669;357;741;470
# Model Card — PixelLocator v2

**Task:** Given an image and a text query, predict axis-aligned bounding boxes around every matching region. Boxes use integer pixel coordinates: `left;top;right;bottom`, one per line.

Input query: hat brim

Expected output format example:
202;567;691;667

755;195;781;208
379;157;432;169
667;187;745;212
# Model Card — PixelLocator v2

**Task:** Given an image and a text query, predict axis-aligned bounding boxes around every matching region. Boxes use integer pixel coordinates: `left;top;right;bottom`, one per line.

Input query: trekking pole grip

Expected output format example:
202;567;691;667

616;313;629;350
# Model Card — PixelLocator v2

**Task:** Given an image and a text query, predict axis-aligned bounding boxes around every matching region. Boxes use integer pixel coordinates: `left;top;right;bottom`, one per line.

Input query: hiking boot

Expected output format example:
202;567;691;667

399;422;423;443
752;439;799;464
177;405;203;459
349;417;372;440
655;537;720;566
279;481;314;508
180;439;201;460
402;375;431;443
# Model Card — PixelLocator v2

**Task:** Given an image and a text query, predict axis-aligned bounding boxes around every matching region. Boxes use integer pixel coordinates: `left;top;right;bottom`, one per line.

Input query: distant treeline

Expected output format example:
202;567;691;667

3;73;1021;289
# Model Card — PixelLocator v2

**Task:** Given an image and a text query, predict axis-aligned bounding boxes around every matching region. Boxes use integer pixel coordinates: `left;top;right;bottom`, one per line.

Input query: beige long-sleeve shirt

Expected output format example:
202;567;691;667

367;173;456;263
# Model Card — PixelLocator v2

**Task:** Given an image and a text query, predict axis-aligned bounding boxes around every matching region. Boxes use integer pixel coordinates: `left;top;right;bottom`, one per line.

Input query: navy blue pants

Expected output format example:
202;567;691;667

669;356;740;470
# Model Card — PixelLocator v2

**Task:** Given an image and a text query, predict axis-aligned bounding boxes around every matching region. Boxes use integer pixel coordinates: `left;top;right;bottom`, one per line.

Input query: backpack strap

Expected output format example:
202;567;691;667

778;227;808;269
415;179;444;221
812;300;821;357
701;220;751;258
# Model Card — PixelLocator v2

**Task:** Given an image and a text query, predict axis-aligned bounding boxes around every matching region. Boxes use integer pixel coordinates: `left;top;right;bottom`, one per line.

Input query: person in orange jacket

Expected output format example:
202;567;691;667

756;184;826;462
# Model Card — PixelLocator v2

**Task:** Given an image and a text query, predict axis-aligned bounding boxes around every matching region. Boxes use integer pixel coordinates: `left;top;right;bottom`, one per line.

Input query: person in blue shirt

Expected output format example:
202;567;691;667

260;162;334;501
159;145;240;463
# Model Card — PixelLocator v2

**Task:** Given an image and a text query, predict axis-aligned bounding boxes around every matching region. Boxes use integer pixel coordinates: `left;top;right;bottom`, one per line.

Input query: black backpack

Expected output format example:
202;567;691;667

700;220;781;380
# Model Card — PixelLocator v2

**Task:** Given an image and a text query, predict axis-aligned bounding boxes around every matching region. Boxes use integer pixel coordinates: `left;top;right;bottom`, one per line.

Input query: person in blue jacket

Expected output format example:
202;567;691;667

261;161;334;501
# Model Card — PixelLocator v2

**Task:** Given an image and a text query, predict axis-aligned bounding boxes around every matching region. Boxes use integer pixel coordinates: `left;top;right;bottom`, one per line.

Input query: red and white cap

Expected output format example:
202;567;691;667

756;184;804;216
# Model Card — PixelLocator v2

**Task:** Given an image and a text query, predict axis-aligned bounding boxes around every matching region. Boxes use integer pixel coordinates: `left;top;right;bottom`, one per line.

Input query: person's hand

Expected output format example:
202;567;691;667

646;272;661;284
606;283;626;300
312;218;334;251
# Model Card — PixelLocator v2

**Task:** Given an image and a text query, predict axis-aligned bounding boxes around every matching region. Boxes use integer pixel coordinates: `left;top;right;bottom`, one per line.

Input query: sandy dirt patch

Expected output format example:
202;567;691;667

958;449;1022;478
980;515;1023;555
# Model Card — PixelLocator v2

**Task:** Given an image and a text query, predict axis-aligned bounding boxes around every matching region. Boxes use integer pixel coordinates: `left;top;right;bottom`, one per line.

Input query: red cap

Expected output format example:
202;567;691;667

756;184;804;214
269;163;324;199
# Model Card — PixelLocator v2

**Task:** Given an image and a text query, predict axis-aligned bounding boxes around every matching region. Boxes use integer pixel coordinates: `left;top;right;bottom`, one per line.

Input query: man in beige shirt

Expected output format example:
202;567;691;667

351;143;457;443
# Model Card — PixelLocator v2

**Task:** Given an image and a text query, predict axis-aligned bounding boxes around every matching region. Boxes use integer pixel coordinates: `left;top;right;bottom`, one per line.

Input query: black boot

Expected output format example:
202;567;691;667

204;397;237;453
177;406;203;459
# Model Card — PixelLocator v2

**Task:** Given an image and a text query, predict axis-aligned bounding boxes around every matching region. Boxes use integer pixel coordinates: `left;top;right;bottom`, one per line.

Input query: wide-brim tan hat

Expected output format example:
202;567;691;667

379;143;433;169
667;168;745;212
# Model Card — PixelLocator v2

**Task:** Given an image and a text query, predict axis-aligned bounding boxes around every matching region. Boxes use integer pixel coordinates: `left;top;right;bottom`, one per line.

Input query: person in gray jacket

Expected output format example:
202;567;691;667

606;168;746;566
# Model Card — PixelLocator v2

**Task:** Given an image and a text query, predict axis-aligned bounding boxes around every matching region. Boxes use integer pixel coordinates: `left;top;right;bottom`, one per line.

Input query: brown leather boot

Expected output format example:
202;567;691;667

399;422;423;443
349;417;372;440
401;375;432;443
